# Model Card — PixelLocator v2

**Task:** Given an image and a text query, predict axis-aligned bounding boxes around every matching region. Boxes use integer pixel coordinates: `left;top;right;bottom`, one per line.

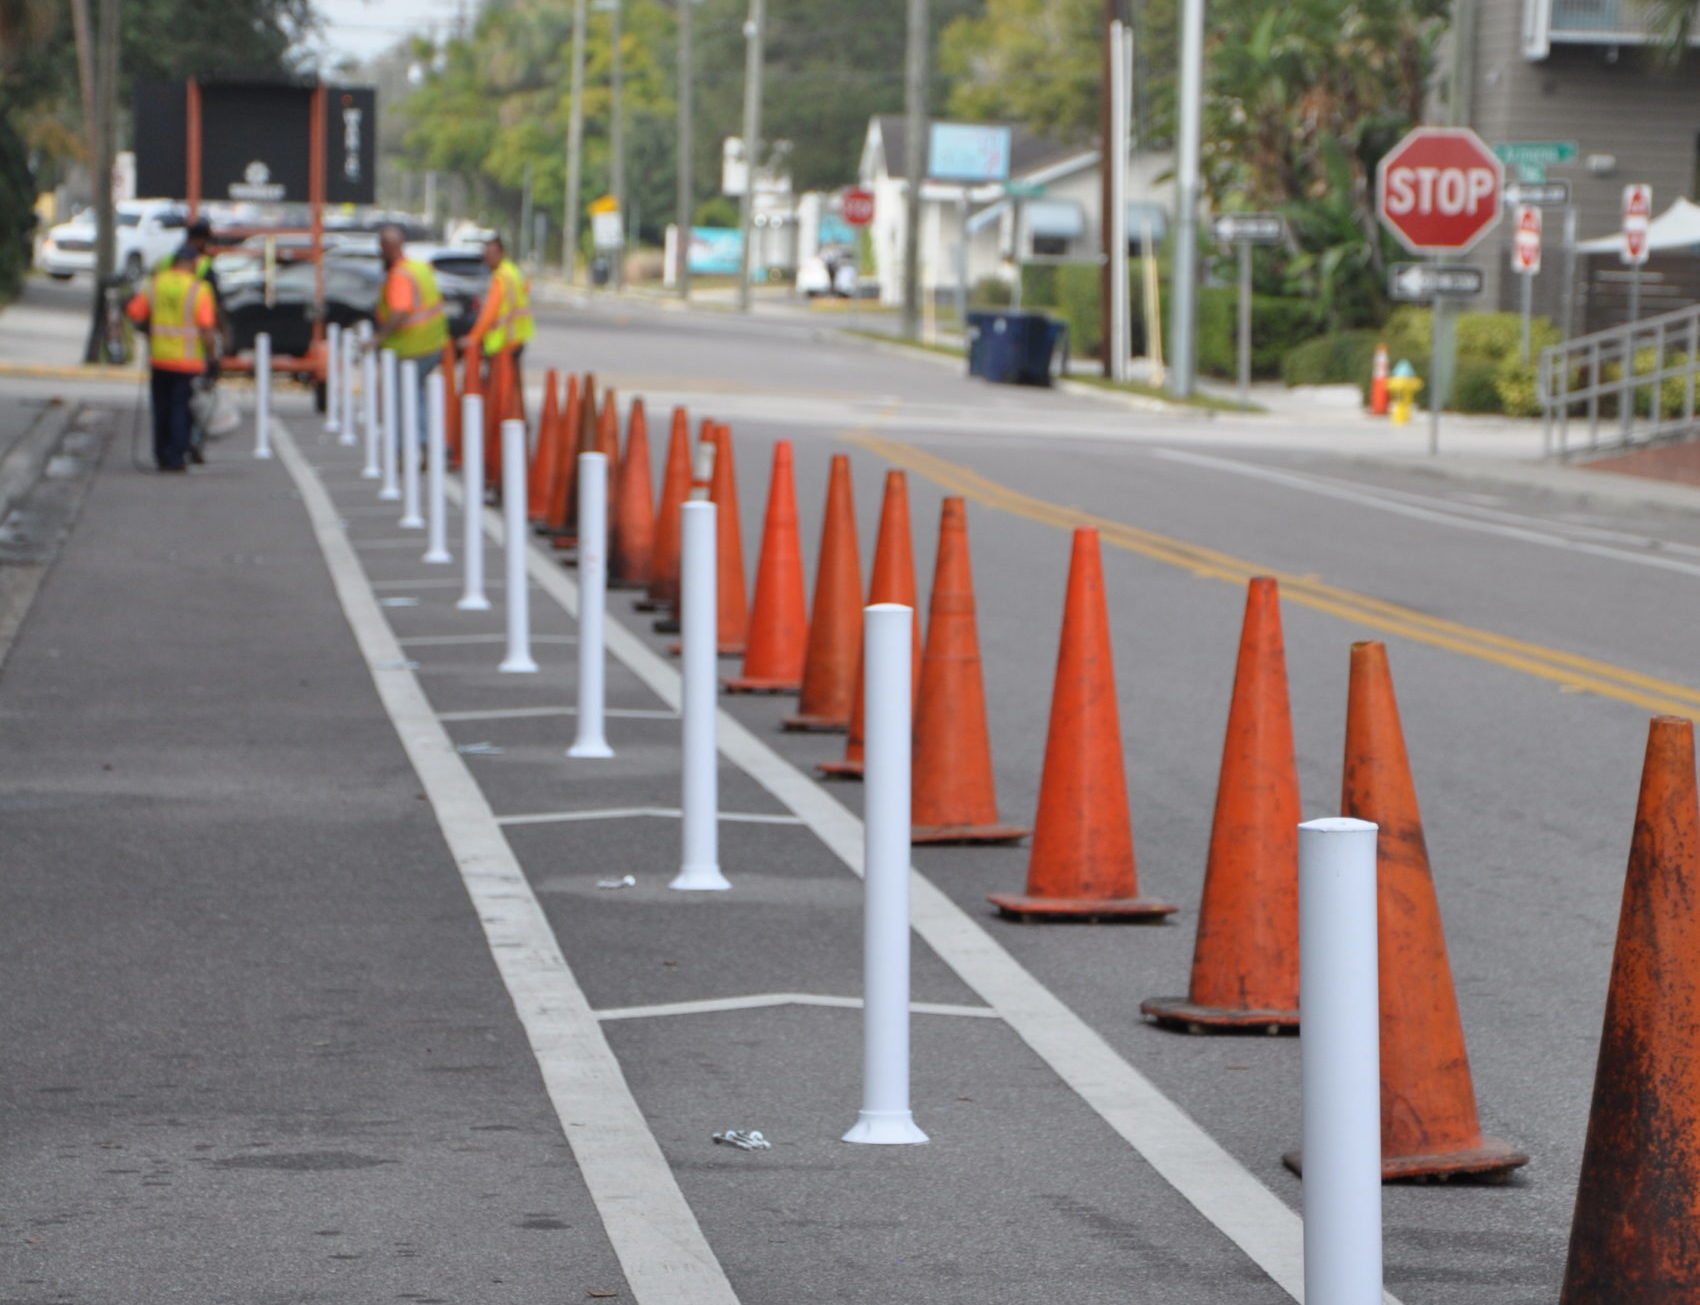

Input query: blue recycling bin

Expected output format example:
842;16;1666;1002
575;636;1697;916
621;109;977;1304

966;310;1067;386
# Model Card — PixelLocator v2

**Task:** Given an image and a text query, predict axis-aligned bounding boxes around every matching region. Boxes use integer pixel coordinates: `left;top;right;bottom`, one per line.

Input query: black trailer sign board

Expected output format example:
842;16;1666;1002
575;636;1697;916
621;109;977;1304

134;79;376;204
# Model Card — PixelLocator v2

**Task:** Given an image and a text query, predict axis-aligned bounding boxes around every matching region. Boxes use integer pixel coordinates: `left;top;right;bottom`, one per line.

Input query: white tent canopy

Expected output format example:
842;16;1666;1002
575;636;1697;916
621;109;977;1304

1577;197;1700;255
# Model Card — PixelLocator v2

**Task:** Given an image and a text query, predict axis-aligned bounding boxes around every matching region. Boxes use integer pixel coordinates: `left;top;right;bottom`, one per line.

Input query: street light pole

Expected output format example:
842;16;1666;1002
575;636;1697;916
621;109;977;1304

1167;0;1203;399
736;0;766;313
564;0;589;283
675;0;694;300
900;0;928;339
610;0;626;290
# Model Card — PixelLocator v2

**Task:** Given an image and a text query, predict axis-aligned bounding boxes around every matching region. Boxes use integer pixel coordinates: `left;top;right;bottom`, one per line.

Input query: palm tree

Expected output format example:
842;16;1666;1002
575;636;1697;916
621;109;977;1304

1641;0;1698;62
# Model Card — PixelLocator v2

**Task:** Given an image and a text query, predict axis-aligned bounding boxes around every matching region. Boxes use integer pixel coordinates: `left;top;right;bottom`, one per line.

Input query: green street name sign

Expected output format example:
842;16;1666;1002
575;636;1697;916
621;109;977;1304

1493;141;1578;185
1003;180;1047;199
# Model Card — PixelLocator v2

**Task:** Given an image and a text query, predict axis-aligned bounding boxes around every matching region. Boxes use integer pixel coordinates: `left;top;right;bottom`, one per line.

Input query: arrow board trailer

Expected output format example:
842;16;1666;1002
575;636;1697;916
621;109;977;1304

1389;262;1485;302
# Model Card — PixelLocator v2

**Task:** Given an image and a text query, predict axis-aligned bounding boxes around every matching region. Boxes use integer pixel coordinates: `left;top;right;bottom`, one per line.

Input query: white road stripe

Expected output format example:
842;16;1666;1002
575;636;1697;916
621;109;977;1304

594;993;999;1021
274;424;741;1305
438;705;678;722
498;807;804;827
493;480;1402;1305
400;633;576;646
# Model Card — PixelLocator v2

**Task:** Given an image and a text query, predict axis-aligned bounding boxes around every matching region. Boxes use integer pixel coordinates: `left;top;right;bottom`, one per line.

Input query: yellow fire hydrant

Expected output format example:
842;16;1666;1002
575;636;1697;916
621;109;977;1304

1387;361;1423;426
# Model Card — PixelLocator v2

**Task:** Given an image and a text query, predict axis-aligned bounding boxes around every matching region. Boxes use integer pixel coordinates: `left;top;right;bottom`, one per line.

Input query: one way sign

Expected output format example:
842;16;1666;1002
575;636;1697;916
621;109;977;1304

1389;262;1485;302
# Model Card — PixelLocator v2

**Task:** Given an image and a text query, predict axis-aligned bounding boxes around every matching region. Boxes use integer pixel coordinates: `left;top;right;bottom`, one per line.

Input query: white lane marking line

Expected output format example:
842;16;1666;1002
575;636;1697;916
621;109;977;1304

496;485;1394;1305
352;537;442;549
497;807;804;827
1151;447;1700;579
371;577;478;590
400;633;576;647
438;705;679;722
594;993;999;1021
275;424;741;1305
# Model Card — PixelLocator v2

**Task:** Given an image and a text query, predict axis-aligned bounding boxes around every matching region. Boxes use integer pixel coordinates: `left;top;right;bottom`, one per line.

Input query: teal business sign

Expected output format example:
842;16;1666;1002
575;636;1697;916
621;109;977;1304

688;227;743;275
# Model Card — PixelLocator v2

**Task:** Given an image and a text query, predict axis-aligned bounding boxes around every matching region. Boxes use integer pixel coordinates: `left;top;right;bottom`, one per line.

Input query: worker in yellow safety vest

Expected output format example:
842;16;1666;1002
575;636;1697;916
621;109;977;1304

373;224;450;445
126;244;218;473
469;233;534;420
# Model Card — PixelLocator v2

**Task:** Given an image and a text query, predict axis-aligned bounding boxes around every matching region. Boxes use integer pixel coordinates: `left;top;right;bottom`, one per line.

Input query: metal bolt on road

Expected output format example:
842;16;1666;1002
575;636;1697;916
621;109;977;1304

568;451;614;759
671;499;730;891
844;603;928;1146
422;370;452;565
498;418;538;674
455;392;490;612
253;332;272;460
1298;817;1383;1305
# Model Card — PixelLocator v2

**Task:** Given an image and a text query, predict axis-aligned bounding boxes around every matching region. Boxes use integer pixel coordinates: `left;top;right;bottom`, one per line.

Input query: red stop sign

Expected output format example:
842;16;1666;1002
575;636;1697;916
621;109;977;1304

842;188;875;227
1376;127;1504;254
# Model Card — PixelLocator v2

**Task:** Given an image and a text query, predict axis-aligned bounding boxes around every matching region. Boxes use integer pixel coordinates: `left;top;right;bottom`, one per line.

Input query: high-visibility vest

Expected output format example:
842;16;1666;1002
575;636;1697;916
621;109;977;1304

376;258;450;359
140;267;209;373
154;250;214;280
481;258;534;355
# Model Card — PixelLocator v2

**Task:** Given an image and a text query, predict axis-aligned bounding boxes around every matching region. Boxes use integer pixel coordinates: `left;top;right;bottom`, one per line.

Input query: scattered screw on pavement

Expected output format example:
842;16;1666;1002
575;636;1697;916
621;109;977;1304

596;874;637;889
712;1130;771;1151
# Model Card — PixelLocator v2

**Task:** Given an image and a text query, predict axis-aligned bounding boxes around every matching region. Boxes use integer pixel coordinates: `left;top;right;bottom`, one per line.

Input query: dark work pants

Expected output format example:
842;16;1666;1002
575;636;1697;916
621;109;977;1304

149;368;194;470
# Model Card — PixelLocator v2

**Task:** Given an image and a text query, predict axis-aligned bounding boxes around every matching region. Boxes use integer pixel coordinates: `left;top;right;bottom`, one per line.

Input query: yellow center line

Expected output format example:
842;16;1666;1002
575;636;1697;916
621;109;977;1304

847;431;1700;720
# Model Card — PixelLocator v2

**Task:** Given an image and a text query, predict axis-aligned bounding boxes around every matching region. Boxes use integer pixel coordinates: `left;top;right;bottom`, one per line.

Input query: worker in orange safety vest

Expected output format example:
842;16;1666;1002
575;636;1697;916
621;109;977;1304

126;244;218;472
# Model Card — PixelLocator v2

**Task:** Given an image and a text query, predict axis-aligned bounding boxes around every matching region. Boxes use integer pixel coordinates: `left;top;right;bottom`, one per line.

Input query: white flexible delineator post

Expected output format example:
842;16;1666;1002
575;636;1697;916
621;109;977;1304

378;348;401;501
253;332;273;460
399;358;424;528
323;322;341;435
568;452;615;758
844;603;927;1145
422;370;452;564
498;418;538;673
339;326;358;446
1298;816;1383;1305
670;500;729;890
360;337;380;478
456;393;490;611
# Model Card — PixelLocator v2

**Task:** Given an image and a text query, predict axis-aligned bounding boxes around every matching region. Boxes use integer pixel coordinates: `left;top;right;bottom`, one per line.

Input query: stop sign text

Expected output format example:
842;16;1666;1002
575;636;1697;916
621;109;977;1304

1377;127;1504;254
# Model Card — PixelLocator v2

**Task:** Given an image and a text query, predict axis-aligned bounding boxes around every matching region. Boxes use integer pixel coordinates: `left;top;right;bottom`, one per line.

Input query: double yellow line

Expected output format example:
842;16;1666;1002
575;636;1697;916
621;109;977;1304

850;431;1700;721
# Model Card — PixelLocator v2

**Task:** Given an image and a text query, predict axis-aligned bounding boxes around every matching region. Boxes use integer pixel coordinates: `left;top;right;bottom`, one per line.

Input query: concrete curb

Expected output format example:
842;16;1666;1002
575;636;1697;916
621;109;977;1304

0;400;76;523
1349;451;1700;518
0;361;142;382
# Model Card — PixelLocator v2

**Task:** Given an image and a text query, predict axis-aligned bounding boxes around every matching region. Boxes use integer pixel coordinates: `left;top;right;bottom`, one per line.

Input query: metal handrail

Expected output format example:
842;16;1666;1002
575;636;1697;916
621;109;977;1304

1539;301;1700;459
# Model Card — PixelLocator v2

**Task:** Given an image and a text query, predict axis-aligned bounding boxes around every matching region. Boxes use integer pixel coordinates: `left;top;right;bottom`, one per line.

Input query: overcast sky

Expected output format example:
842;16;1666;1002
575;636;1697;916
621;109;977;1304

304;0;469;68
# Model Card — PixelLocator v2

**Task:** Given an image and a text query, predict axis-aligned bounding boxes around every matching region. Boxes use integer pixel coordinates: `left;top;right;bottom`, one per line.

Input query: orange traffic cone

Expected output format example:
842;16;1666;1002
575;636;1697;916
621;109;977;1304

657;418;718;634
708;425;748;655
783;454;861;732
637;406;690;613
527;369;561;522
610;398;656;589
725;441;808;692
552;376;598;549
988;527;1174;921
441;340;461;468
1561;716;1700;1301
1284;640;1526;1181
542;373;581;535
1370;341;1390;416
818;470;918;780
1142;577;1301;1032
911;498;1028;844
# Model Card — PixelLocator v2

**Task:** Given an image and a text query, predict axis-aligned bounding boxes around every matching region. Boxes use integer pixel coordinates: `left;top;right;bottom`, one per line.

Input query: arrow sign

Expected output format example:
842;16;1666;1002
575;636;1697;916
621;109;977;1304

1512;205;1542;276
1389;262;1485;302
1504;180;1570;207
1622;183;1653;266
1212;213;1284;244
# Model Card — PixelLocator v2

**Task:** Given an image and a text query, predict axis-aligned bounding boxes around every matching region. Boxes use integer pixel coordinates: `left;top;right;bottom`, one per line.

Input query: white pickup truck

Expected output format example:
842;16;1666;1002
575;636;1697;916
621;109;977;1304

36;199;188;282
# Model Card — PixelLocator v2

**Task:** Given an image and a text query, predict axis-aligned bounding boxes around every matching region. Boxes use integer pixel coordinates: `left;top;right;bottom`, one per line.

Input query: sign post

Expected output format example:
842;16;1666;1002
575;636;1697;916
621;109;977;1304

1376;126;1504;454
1512;204;1542;363
1212;213;1284;405
1622;183;1652;324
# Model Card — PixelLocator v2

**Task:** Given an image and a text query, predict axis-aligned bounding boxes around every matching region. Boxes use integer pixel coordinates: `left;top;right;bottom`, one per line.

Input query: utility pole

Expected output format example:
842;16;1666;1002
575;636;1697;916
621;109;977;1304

75;0;118;364
735;0;765;312
675;0;694;299
610;0;625;289
564;0;589;282
1167;0;1202;399
900;0;928;339
1099;0;1124;378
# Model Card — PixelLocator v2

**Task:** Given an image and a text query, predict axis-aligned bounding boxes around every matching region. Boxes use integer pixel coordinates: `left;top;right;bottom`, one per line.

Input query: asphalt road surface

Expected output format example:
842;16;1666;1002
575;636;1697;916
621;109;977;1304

3;285;1698;1304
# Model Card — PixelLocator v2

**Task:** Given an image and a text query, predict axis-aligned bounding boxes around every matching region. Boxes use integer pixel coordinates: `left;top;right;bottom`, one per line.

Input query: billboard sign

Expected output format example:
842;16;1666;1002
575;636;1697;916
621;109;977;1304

927;123;1012;183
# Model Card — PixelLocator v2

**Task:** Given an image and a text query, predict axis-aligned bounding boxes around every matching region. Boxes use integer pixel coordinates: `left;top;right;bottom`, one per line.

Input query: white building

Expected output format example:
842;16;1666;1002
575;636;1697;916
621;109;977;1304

857;115;1174;307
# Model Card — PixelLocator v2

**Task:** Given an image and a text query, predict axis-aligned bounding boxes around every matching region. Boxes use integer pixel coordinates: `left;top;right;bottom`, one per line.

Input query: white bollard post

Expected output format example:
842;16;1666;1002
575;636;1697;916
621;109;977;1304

253;332;273;460
399;358;424;528
339;326;358;446
1298;816;1383;1305
378;348;401;501
422;371;452;564
843;603;928;1146
455;392;490;611
360;326;380;477
671;500;728;890
498;417;537;673
324;322;341;436
568;452;615;757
